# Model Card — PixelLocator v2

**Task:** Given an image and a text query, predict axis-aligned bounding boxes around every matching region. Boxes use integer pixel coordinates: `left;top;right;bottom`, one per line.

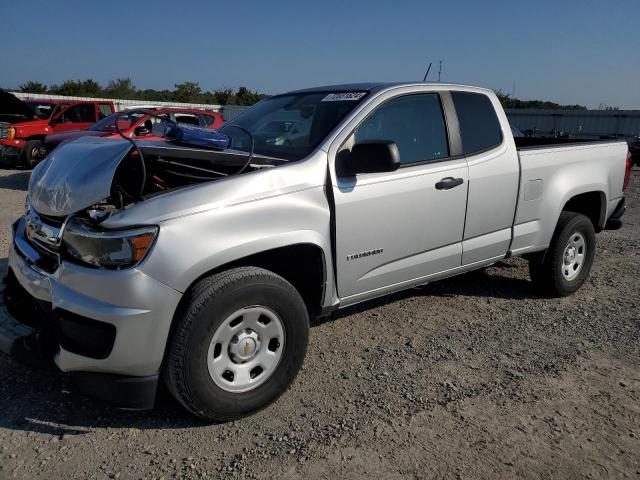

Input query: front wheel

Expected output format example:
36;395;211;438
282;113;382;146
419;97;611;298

23;139;44;169
164;267;309;422
529;212;596;297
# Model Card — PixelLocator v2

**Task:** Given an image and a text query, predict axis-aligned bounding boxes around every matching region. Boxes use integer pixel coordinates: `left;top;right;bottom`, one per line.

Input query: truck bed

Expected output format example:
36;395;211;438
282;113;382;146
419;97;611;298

510;139;628;257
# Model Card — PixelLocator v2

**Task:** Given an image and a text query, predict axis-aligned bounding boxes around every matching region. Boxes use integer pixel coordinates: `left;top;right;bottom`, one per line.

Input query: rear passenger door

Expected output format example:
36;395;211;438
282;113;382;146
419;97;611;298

450;91;519;265
330;91;469;303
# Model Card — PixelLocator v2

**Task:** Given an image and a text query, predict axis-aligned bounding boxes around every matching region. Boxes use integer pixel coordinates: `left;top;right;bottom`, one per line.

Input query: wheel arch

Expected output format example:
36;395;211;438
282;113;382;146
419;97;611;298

561;190;607;233
179;243;328;318
25;135;46;142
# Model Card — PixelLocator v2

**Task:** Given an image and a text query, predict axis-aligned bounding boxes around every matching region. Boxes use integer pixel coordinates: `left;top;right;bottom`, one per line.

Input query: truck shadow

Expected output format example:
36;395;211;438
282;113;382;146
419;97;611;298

314;259;538;327
0;259;538;434
0;170;30;192
0;359;206;435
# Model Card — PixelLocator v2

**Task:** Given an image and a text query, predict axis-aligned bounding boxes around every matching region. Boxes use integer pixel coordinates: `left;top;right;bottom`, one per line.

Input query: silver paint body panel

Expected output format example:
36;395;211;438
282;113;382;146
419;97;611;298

8;82;628;377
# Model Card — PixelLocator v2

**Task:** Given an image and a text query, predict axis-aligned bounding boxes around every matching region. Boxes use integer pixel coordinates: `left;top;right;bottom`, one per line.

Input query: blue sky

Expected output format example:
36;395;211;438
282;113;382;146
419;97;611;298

2;0;639;108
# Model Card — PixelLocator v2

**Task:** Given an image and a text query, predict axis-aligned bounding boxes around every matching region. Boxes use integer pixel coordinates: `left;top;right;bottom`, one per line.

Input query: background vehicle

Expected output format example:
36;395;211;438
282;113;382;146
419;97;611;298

43;108;224;155
0;91;114;167
1;82;630;422
629;134;640;167
510;125;524;137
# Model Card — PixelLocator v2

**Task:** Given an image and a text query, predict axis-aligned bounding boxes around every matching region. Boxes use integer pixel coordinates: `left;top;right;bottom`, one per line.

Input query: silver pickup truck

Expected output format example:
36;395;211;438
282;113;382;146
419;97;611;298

1;82;632;421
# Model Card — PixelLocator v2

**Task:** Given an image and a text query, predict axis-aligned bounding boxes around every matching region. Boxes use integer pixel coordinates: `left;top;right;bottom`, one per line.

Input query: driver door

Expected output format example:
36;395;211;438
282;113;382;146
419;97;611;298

51;103;97;132
330;92;469;304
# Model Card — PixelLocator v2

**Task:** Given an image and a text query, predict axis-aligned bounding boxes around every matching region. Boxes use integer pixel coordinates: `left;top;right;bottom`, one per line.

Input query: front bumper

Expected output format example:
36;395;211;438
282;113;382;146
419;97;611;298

0;143;21;160
1;217;183;408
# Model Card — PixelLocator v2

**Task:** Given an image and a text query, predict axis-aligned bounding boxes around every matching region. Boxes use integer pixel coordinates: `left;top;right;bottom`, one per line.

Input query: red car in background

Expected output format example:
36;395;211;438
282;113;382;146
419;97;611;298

0;91;114;167
43;107;224;158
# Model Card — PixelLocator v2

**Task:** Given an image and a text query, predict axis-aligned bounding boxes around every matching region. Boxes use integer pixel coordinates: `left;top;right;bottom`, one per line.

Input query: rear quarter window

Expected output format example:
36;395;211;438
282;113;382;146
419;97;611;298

451;92;503;155
201;114;218;126
98;103;113;119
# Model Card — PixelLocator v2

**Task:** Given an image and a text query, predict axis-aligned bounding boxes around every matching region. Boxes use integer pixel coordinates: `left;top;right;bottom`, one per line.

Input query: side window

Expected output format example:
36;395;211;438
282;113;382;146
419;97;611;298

451;92;503;155
98;103;112;119
175;113;199;126
201;114;218;127
353;94;449;165
61;104;96;123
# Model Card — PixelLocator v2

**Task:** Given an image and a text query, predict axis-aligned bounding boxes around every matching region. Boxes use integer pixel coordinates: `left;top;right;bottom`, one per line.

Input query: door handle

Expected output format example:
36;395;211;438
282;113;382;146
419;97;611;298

435;177;464;190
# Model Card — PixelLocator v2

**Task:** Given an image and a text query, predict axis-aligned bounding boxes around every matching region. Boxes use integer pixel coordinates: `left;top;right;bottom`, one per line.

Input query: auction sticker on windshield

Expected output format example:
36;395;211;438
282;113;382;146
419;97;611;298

322;92;367;102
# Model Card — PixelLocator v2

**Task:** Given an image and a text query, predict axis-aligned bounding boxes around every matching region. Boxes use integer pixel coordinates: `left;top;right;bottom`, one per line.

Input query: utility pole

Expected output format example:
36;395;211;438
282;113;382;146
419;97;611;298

438;60;442;82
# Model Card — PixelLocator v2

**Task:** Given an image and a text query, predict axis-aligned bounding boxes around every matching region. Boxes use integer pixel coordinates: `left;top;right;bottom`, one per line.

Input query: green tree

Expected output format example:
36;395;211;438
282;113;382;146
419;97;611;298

50;79;103;97
104;78;136;99
80;79;102;97
138;88;173;102
495;90;586;110
235;86;265;106
17;77;269;106
19;81;48;93
211;87;235;105
49;80;81;96
173;82;202;103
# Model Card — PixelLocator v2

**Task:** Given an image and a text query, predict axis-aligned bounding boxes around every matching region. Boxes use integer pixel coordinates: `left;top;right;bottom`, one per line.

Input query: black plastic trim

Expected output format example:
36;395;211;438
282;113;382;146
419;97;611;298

440;91;463;157
516;138;628;151
325;166;339;299
71;372;158;410
397;154;466;169
57;309;116;360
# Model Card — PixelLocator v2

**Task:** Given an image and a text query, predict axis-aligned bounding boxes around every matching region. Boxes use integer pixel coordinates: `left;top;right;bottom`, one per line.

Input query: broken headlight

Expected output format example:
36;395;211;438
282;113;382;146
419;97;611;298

62;218;158;269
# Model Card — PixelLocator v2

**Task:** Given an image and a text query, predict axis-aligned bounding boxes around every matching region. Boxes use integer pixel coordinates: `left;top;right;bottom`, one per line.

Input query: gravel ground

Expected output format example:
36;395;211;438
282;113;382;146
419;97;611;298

0;165;638;479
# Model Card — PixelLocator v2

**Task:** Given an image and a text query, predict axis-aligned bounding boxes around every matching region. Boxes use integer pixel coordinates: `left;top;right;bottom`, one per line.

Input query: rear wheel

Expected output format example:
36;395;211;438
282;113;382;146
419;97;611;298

23;139;43;168
164;267;309;422
528;212;596;297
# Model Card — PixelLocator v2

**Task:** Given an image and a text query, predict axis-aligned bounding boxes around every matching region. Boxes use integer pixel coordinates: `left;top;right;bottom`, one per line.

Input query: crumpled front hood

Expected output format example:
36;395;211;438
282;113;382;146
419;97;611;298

29;136;132;217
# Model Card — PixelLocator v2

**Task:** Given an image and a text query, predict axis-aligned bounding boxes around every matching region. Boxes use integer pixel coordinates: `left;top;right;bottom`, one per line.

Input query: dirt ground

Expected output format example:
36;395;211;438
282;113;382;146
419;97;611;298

0;165;638;480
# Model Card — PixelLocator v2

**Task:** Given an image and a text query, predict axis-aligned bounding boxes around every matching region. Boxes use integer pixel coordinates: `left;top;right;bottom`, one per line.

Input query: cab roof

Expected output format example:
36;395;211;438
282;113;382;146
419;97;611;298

286;82;493;96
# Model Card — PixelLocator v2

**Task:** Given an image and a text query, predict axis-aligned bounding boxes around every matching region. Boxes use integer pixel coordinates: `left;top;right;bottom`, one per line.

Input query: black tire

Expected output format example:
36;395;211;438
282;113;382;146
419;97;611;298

23;139;43;168
528;212;596;297
164;267;309;422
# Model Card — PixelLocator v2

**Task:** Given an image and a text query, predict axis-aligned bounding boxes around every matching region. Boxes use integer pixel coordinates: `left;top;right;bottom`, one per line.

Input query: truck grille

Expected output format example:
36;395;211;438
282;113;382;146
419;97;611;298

0;122;10;139
14;217;60;274
15;208;65;274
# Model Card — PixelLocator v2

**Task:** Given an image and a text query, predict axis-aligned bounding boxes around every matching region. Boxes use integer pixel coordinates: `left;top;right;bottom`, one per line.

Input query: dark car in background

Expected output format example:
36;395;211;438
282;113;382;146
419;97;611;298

43;107;224;155
629;135;640;167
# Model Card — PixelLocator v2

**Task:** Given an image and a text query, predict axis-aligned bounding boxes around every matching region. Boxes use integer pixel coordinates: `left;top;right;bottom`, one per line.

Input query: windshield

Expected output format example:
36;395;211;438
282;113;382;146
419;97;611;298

225;91;368;161
89;111;146;132
25;101;58;120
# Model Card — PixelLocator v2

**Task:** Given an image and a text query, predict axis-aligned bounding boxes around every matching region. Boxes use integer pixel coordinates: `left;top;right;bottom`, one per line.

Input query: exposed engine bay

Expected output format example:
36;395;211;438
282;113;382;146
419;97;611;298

28;135;281;224
106;142;276;217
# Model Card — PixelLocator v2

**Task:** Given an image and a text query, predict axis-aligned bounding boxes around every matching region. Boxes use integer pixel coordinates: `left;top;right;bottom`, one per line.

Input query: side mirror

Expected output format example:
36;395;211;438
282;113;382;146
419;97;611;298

338;140;400;176
134;125;151;136
50;116;62;125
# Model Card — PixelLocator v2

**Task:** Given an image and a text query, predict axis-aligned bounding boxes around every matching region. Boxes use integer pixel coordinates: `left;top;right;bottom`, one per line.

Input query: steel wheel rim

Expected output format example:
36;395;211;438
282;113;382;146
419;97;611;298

562;232;586;281
207;306;285;393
